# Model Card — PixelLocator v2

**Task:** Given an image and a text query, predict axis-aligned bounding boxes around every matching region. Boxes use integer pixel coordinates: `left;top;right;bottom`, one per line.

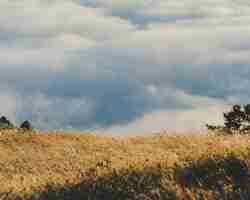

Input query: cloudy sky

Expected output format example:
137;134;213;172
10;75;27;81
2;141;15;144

1;0;250;135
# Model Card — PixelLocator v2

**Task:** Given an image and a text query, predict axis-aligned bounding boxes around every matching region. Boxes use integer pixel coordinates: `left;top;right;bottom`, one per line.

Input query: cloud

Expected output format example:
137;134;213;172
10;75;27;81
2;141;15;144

78;0;250;25
15;94;94;130
0;88;18;122
98;94;230;136
0;0;250;134
0;0;135;44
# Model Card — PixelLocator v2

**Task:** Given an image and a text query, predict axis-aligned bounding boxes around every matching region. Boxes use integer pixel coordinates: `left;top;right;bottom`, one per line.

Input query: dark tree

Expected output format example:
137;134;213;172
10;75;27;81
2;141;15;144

20;120;32;130
207;104;250;134
0;116;15;129
244;104;250;121
223;105;244;130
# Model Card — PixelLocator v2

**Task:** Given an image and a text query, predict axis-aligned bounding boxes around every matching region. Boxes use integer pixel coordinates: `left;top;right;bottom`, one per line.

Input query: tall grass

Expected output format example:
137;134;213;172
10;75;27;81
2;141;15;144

0;129;250;199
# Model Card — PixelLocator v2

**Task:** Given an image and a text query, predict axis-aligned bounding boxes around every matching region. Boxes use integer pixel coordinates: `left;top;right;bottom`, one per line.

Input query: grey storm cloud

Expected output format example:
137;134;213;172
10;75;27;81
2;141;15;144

1;0;250;133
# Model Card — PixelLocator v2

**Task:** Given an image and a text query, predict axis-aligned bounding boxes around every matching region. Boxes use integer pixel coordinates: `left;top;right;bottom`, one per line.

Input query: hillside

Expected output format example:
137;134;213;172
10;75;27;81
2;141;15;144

0;130;250;200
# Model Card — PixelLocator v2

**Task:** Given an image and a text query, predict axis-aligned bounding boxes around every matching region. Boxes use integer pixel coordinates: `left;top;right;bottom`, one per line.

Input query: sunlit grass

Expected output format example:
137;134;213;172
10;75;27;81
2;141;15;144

0;129;250;199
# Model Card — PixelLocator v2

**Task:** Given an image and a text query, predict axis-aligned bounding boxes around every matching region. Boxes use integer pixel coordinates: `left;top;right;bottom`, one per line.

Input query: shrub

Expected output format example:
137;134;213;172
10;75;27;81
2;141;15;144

0;116;15;129
20;120;33;130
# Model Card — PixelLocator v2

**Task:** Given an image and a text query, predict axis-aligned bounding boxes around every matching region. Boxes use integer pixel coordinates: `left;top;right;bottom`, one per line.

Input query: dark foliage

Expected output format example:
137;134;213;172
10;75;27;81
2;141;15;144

0;115;34;131
0;116;14;129
20;120;32;130
207;104;250;134
176;156;250;199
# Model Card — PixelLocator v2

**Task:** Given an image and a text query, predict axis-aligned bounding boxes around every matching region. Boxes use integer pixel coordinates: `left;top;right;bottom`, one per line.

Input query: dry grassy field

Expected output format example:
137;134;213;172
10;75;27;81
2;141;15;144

1;129;250;200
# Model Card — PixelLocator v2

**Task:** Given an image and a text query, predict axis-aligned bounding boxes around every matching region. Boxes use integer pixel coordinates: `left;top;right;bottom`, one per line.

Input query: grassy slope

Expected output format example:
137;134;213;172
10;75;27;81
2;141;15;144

1;130;250;200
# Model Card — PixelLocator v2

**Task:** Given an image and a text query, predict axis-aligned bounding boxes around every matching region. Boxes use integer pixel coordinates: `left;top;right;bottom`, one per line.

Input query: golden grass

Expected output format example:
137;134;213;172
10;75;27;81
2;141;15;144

1;129;250;199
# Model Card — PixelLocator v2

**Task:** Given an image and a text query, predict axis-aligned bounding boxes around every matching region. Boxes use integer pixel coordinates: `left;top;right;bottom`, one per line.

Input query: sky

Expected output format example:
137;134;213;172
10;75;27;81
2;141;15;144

1;0;250;135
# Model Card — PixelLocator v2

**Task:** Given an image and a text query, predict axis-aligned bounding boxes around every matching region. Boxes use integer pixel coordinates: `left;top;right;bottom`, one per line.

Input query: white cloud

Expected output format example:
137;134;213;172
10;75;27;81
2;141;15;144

100;95;229;136
0;0;250;134
0;0;135;43
15;93;94;130
0;88;18;123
